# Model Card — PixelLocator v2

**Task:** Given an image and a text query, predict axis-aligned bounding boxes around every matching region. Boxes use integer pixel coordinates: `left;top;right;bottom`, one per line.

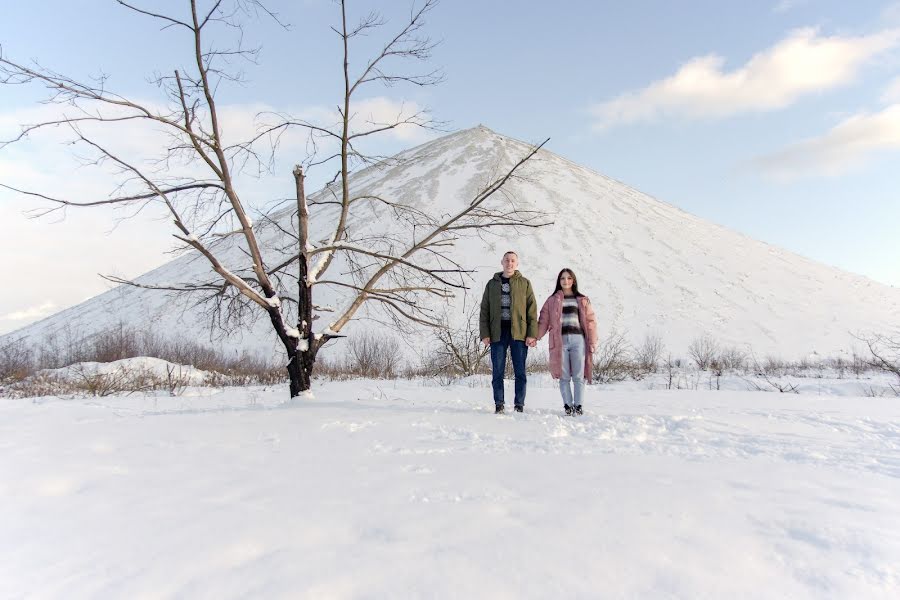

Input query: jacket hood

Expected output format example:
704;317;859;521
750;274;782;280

493;270;522;281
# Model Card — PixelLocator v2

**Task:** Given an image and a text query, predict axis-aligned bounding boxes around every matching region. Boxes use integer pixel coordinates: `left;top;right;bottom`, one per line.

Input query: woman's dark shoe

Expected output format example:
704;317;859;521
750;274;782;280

574;405;583;415
495;405;505;414
564;405;573;415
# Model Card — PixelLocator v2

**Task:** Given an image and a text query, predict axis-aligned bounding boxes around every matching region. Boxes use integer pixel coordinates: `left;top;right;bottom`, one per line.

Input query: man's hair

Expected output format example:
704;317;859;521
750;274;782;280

502;251;518;258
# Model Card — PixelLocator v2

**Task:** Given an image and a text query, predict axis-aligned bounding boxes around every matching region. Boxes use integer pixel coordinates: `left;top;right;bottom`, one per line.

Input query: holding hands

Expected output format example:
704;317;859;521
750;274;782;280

483;336;539;348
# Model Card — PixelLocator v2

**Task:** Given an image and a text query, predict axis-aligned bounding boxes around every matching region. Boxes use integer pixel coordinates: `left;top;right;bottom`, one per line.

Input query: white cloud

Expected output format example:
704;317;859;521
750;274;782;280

1;301;57;322
590;28;900;130
753;104;900;179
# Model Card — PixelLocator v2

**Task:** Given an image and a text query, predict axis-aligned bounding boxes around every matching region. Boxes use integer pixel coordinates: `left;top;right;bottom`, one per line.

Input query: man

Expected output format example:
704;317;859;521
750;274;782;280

480;251;538;414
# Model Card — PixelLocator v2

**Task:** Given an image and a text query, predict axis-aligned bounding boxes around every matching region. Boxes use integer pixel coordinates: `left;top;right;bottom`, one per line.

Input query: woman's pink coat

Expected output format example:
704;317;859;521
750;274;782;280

537;291;599;381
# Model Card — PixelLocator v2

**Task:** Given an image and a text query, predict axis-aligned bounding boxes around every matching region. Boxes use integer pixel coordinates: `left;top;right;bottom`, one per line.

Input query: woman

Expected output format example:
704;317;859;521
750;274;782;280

537;269;598;415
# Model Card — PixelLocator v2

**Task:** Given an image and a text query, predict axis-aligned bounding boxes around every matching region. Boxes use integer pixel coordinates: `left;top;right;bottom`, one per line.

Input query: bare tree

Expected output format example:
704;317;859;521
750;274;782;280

433;304;490;377
0;0;550;397
593;330;632;384
860;332;900;394
687;335;719;371
634;332;664;374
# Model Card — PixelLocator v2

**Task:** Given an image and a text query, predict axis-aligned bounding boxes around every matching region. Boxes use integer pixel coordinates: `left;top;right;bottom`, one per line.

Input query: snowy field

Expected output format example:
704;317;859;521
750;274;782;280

2;377;899;599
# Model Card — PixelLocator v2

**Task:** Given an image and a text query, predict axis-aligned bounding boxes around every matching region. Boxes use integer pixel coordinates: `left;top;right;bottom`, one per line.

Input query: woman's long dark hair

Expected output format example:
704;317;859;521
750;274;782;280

553;268;583;297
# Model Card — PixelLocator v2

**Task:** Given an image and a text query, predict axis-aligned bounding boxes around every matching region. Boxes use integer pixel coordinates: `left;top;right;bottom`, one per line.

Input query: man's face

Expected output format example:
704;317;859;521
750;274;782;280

501;252;518;275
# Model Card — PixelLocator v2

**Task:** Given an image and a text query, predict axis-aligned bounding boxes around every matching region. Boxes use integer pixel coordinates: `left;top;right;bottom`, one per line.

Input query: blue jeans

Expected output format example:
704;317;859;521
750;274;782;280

559;334;585;407
490;327;528;408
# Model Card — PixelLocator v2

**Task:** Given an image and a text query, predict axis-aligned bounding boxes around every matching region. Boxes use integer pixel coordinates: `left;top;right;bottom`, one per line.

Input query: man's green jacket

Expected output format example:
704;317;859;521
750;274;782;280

479;270;538;342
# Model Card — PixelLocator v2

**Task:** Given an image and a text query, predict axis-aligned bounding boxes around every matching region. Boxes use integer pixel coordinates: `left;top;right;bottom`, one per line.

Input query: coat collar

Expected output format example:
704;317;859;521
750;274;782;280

553;290;585;303
493;270;521;281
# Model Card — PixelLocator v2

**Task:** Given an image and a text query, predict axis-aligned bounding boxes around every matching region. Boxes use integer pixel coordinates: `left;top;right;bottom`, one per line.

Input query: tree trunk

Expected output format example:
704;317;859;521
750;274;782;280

290;164;316;396
288;355;317;396
288;347;315;396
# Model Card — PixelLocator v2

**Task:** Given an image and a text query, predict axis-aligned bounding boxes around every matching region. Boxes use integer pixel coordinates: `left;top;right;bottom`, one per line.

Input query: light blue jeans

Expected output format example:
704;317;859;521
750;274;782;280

559;334;585;407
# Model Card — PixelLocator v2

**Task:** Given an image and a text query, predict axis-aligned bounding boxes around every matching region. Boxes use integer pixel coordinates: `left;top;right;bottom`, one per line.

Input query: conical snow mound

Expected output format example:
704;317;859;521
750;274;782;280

5;126;899;359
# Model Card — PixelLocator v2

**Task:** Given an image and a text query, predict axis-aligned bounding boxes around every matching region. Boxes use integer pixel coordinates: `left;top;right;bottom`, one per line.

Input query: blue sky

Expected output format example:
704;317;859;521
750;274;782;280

1;0;899;333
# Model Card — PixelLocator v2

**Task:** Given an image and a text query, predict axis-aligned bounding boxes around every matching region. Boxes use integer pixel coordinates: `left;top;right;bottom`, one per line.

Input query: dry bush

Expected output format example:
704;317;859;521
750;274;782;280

861;332;900;386
718;346;748;371
344;331;403;379
308;354;356;381
1;372;70;399
850;351;869;377
34;326;90;369
795;355;815;372
825;356;847;379
70;364;149;397
88;323;143;363
593;331;632;384
664;354;678;389
405;351;454;381
687;335;719;371
1;322;290;397
747;352;799;393
758;355;786;377
433;308;490;377
634;332;664;374
0;338;35;383
527;348;550;374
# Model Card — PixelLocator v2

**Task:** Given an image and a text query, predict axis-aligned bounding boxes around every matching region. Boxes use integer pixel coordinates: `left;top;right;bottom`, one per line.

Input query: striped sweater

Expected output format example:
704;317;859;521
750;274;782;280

561;296;583;336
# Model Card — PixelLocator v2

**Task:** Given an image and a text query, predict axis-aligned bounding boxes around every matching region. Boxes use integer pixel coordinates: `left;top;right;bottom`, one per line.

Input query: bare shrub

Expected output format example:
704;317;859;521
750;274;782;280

664;354;677;390
315;357;352;381
35;326;90;369
70;364;153;397
861;384;894;398
527;348;550;374
163;364;192;397
345;331;402;379
593;331;632;384
634;333;664;374
688;336;719;371
88;322;143;363
759;355;786;377
405;350;458;383
747;376;800;394
434;307;490;377
747;353;799;393
0;338;35;382
1;372;72;399
850;351;869;377
861;332;900;387
827;356;847;379
718;346;747;371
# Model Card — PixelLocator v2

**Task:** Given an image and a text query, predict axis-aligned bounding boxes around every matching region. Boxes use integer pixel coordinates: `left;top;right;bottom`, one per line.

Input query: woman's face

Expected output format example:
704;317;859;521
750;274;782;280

559;272;574;291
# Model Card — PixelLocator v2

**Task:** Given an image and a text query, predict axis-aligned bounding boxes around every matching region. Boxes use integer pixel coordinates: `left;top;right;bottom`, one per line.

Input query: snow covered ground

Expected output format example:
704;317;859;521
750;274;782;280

2;378;899;599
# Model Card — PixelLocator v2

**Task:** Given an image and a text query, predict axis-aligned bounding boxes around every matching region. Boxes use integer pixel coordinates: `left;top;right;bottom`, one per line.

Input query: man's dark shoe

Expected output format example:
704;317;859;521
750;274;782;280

495;405;505;414
514;406;524;413
564;405;573;416
574;405;583;415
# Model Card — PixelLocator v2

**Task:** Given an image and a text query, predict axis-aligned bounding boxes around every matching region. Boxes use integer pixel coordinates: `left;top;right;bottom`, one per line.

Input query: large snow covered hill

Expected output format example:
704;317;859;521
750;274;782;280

5;126;898;360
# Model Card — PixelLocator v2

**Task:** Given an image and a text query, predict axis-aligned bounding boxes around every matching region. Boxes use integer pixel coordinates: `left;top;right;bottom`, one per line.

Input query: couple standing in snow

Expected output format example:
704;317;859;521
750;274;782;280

479;251;598;415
